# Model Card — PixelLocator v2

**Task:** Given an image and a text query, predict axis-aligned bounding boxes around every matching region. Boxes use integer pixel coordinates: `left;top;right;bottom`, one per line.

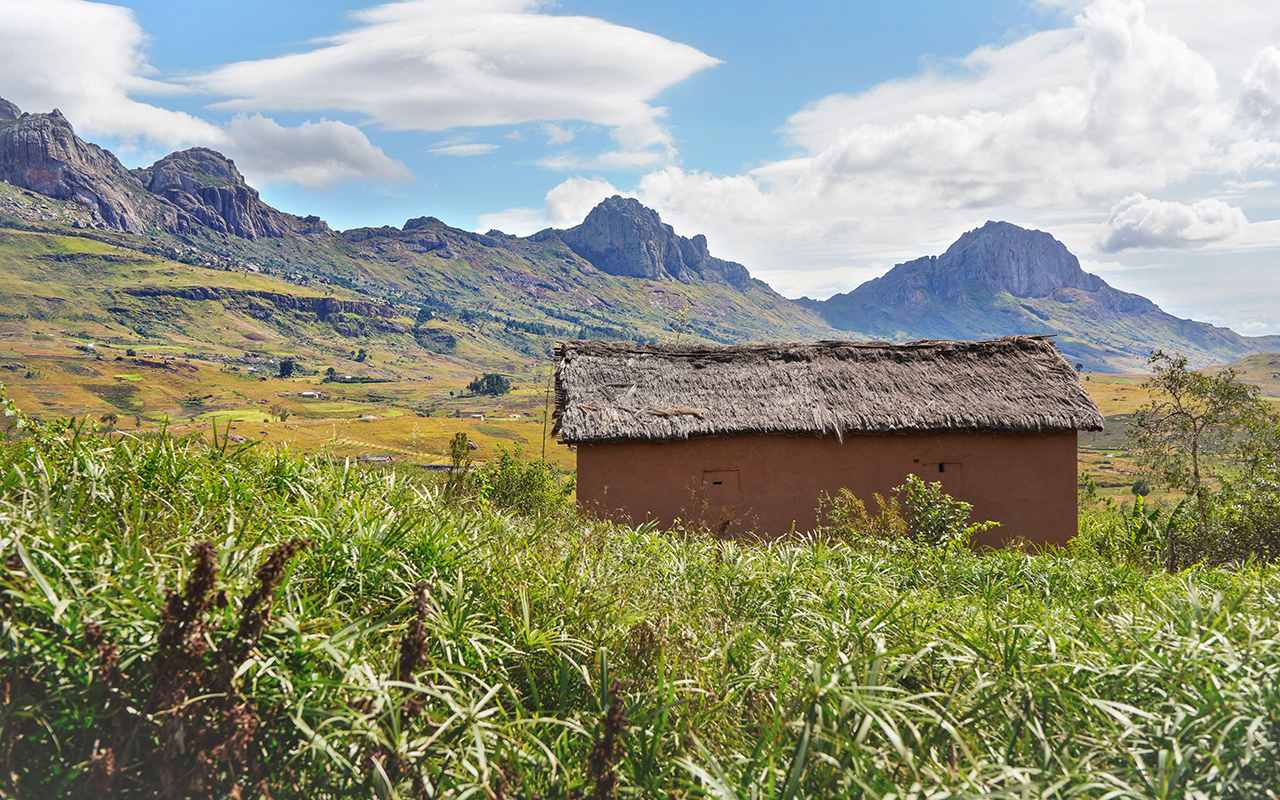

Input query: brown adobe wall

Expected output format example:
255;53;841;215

575;430;1079;548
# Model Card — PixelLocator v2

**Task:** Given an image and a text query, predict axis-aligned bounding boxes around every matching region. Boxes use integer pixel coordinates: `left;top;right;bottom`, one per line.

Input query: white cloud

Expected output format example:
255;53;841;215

0;0;220;148
537;149;670;171
546;0;1280;309
545;176;623;227
542;123;575;146
1240;45;1280;130
1094;193;1248;251
475;207;544;236
195;0;719;170
429;142;500;157
0;0;413;191
477;175;621;235
224;114;411;191
780;0;1227;209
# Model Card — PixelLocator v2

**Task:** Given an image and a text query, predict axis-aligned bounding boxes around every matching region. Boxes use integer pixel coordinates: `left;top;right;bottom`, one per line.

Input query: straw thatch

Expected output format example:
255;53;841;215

554;336;1103;444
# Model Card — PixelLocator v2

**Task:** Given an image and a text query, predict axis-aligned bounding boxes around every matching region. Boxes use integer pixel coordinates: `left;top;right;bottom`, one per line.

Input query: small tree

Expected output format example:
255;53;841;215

449;432;472;470
99;411;118;430
324;367;337;382
278;359;295;379
1128;350;1270;545
269;404;291;422
667;302;693;345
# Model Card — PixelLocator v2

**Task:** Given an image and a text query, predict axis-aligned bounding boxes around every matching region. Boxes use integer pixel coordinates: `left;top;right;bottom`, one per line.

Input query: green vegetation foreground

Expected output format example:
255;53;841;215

2;421;1279;798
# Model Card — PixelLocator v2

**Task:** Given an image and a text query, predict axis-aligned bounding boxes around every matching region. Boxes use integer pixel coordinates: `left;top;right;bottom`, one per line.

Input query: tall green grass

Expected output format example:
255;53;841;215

1;423;1278;798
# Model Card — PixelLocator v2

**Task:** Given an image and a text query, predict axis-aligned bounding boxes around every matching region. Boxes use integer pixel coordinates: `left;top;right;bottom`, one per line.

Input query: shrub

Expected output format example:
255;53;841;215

819;474;996;548
898;474;998;547
1072;495;1187;568
818;488;907;542
476;445;574;517
1184;467;1280;567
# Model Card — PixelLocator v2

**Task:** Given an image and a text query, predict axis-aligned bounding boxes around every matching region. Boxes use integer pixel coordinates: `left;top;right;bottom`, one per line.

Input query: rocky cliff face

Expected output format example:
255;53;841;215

559;196;752;289
0;100;146;233
941;221;1105;297
843;221;1116;312
0;101;290;241
131;148;286;240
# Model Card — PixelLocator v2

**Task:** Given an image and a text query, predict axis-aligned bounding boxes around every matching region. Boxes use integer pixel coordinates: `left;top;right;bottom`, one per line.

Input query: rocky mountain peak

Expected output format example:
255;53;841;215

0;105;145;232
939;221;1103;298
133;147;286;240
0;97;21;121
403;216;444;231
559;196;752;290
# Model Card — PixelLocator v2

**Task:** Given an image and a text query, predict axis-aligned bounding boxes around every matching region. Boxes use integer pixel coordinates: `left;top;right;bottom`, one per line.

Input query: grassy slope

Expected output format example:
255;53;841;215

2;428;1278;798
1;181;836;353
0;187;835;470
0;224;577;466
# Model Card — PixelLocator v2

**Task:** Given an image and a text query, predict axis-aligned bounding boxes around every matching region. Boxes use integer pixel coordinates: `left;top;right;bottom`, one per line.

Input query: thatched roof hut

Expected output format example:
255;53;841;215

555;336;1103;444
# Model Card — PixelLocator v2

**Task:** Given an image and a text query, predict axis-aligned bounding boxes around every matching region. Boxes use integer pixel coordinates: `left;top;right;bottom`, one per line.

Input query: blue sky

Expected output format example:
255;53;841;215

3;0;1280;336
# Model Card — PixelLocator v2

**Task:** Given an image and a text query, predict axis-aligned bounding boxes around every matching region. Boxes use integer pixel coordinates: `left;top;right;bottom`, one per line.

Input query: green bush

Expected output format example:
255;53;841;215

819;474;996;548
476;445;574;517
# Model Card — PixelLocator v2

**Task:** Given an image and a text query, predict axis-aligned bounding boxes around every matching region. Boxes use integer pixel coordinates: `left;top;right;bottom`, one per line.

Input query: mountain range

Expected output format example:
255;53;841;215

1;95;1277;372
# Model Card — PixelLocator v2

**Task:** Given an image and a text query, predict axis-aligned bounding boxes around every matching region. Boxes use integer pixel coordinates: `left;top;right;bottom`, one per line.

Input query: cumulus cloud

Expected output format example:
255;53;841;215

545;176;623;227
1240;46;1280;129
1094;193;1248;251
781;0;1230;209
0;0;219;148
195;0;719;169
0;0;413;191
223;114;411;191
477;176;621;235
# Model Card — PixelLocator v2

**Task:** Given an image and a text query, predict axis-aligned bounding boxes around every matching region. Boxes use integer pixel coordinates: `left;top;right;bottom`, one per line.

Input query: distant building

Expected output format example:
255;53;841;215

554;336;1104;547
299;391;324;399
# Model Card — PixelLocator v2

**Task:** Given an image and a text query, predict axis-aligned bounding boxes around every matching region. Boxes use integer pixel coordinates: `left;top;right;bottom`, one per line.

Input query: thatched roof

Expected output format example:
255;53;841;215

554;336;1103;444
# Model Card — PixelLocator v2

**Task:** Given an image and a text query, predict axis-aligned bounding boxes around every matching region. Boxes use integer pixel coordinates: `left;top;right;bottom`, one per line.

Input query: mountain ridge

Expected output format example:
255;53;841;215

1;94;1277;371
805;221;1280;371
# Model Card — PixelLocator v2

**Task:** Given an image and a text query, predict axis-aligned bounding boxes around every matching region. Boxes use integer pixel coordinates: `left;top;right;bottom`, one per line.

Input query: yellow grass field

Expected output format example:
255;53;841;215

0;335;574;469
4;325;1278;498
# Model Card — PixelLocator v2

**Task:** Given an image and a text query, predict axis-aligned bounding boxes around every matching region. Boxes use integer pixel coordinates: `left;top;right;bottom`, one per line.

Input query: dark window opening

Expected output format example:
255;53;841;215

712;480;723;485
938;463;945;473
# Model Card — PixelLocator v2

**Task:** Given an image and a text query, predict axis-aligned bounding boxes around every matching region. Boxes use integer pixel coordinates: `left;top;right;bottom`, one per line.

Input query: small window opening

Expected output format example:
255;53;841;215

712;480;723;485
938;463;945;473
